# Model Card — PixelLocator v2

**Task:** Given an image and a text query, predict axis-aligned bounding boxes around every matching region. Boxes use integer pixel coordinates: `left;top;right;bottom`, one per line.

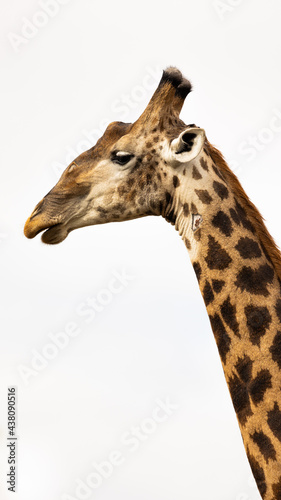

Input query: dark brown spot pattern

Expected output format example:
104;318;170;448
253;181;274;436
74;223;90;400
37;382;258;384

270;331;281;369
244;305;272;346
232;199;256;233
183;203;189;217
200;157;208;171
235;237;262;259
251;430;276;463
220;296;240;337
203;281;214;306
236;355;253;384
195;189;213;205
209;313;231;364
229;356;272;425
235;264;274;297
212;279;225;293
192;166;202;180
191;202;198;213
193;262;202;282
213;181;229;200
272;477;281;500
250;370;272;405
212;211;233;237
205;236;232;270
228;372;253;425
268;402;281;442
173;175;180;188
212;164;225;181
230;207;240;225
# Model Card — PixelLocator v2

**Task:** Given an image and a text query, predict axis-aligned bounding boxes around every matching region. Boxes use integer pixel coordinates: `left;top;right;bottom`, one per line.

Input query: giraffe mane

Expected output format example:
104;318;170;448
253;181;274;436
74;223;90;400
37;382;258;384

206;139;281;283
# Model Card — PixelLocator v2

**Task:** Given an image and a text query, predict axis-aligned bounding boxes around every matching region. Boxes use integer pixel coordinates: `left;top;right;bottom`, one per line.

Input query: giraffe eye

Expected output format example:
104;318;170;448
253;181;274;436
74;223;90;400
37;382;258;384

112;151;134;166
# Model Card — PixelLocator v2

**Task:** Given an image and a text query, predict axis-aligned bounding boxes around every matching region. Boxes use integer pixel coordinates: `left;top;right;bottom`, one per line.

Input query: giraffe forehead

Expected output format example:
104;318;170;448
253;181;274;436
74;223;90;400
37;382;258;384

81;121;133;160
115;129;167;153
89;122;167;160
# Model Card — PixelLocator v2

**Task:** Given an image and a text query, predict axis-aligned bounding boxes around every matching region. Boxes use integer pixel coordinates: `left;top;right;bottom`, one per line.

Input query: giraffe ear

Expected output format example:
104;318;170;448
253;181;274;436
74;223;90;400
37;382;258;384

170;127;205;164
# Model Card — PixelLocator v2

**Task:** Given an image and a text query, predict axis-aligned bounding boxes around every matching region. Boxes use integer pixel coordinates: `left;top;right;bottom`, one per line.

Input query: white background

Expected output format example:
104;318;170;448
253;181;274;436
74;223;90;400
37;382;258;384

1;1;281;499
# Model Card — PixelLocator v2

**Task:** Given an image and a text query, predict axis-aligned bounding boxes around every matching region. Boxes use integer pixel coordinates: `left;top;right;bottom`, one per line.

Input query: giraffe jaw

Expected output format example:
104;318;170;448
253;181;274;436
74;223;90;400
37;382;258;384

41;224;69;244
24;209;104;244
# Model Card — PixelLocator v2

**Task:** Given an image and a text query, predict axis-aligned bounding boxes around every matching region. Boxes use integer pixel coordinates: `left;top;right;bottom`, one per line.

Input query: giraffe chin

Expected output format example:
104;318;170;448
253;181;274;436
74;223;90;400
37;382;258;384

41;224;69;245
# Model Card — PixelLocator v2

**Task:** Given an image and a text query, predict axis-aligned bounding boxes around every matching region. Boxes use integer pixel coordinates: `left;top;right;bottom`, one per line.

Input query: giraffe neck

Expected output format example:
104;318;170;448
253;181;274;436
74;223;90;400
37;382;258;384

167;151;281;500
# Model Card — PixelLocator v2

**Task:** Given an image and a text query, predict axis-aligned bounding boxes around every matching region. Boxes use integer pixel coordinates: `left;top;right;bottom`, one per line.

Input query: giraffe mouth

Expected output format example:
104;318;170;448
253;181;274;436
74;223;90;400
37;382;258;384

41;224;69;244
24;219;69;244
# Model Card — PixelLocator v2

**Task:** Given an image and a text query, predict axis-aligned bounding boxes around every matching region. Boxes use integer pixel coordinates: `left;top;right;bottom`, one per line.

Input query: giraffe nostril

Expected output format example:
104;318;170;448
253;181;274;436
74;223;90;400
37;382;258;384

30;199;44;220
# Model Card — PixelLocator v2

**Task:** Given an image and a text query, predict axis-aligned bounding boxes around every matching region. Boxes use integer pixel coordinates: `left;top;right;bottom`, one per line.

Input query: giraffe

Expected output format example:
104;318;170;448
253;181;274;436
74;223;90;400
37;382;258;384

24;67;281;499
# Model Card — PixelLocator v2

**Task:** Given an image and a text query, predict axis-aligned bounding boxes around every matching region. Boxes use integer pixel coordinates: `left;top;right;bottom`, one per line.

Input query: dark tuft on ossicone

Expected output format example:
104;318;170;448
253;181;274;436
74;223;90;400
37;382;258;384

160;67;192;99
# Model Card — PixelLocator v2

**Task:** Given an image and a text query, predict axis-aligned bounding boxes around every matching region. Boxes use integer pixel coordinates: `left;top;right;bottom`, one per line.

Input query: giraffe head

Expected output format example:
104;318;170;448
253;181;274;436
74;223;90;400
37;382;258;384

24;67;206;244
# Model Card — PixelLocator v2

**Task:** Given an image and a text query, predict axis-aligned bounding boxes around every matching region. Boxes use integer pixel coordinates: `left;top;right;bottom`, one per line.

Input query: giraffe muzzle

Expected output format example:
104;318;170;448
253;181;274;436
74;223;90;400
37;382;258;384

24;197;68;244
24;216;68;244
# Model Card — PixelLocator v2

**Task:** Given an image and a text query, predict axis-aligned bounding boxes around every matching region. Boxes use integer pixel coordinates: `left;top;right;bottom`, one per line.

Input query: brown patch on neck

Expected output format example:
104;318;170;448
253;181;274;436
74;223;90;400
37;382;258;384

206;139;281;282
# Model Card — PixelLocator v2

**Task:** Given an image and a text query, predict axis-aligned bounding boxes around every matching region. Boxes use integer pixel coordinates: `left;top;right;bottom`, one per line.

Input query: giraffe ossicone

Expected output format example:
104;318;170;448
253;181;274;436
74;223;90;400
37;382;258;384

24;67;281;500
